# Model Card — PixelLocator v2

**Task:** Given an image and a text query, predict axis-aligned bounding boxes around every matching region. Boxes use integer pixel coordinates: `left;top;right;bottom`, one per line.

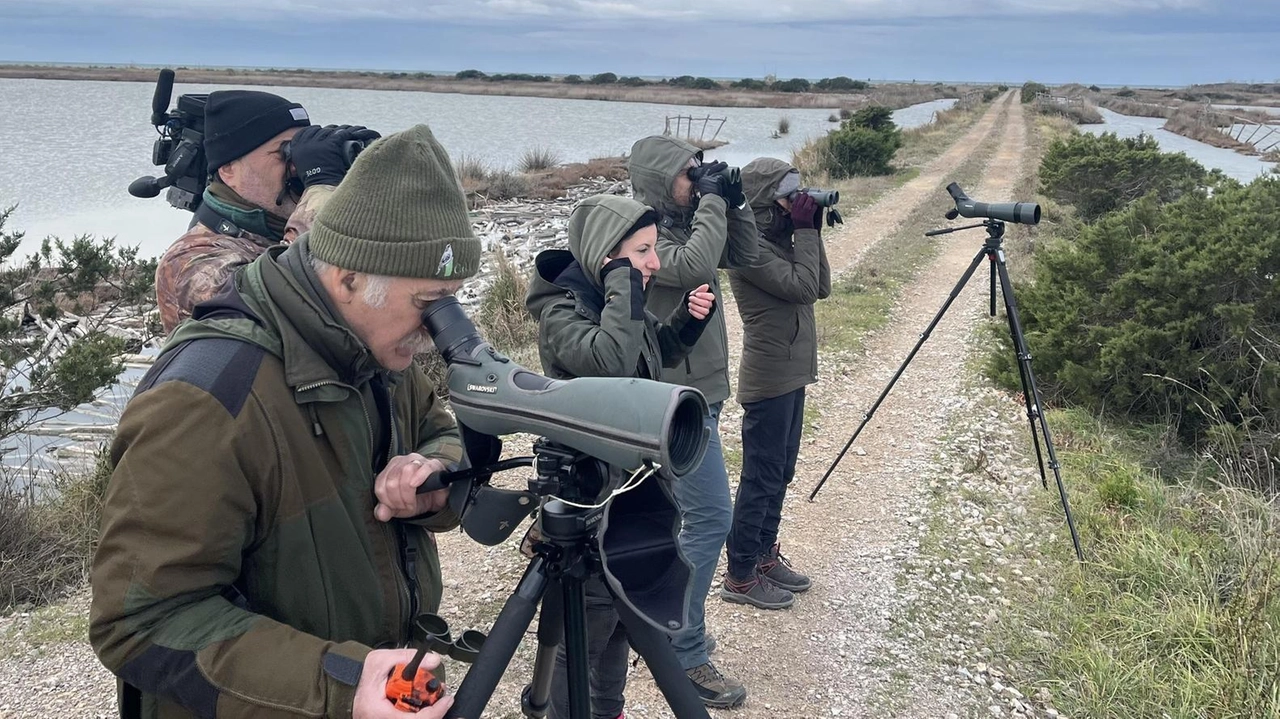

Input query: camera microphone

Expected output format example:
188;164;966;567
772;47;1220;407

150;69;175;126
128;175;169;199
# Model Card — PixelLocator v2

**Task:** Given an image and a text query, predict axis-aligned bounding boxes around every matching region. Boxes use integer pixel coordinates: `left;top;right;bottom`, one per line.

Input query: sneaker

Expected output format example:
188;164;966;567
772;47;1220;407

720;569;794;610
686;661;747;709
758;543;811;593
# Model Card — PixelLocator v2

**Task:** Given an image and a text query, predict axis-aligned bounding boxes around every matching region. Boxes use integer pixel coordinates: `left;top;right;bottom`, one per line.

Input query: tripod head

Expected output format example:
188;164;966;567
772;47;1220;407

418;437;692;633
925;217;1006;242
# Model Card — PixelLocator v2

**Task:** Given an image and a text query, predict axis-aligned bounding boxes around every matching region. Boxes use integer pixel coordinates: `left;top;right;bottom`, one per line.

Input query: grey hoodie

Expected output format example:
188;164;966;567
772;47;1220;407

628;136;760;405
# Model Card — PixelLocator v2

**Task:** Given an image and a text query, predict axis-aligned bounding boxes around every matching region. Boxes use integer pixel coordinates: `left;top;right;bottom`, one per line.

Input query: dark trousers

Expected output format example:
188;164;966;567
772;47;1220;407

549;578;630;719
727;387;806;579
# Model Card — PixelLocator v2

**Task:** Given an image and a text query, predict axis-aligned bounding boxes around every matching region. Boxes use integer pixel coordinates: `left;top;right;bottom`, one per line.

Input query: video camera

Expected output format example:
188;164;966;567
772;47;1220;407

127;68;371;214
127;69;209;212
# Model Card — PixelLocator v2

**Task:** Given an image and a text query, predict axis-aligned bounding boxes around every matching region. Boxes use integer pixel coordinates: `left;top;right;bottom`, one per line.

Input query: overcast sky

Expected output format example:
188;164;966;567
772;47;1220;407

2;0;1277;86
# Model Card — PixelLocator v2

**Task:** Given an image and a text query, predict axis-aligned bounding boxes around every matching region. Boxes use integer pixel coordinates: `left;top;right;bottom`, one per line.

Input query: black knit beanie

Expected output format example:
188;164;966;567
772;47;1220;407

203;90;311;169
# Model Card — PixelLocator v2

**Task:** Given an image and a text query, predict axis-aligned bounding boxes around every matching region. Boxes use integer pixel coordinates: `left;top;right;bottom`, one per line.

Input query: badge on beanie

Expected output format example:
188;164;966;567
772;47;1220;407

438;244;455;278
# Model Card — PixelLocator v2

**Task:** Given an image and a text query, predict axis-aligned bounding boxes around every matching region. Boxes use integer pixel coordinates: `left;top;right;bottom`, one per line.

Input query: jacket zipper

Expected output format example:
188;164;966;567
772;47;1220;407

297;378;416;642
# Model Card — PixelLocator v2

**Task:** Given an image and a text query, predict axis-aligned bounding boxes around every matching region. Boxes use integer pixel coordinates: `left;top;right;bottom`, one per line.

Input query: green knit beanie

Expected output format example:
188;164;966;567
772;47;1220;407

309;124;482;280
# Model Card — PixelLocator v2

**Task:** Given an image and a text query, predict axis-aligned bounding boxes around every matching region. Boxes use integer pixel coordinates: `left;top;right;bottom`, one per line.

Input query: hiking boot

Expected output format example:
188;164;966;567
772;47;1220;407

686;661;747;709
758;543;811;593
721;569;794;610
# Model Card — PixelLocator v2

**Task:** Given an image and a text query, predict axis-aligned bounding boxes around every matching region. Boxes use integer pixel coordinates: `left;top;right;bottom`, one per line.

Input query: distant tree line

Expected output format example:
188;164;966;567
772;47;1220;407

450;70;875;92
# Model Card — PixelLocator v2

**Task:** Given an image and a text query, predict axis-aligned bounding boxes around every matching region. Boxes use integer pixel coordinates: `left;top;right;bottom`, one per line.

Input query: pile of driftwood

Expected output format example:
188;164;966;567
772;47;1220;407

458;176;629;305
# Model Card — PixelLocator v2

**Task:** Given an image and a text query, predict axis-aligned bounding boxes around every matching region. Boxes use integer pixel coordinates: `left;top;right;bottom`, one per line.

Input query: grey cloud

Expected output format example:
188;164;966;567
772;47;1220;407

1;0;1219;22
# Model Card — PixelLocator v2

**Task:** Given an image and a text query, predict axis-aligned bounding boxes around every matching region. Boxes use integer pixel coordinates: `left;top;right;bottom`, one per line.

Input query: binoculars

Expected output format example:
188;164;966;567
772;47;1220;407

797;188;840;207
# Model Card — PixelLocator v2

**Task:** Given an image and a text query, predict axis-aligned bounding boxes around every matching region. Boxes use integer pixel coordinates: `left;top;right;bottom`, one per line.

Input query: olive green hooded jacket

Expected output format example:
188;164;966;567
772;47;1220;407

628;136;759;405
727;158;831;404
89;239;463;719
525;194;712;384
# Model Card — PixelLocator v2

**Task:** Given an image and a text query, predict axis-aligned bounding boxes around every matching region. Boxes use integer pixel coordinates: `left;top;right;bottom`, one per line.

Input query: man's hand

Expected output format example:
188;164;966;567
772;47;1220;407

687;283;715;320
374;453;449;522
690;161;729;199
287;124;380;189
353;648;453;719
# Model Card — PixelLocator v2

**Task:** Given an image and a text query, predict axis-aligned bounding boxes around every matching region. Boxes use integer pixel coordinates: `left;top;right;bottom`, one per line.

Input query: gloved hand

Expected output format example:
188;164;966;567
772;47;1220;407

600;256;634;282
722;166;746;208
791;192;821;232
689;161;729;199
286;124;381;188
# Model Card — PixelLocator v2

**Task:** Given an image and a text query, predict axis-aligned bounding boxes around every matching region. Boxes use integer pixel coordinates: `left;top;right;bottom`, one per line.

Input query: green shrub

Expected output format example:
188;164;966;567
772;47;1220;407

1040;132;1211;221
773;78;812;93
1021;81;1048;103
731;78;766;90
455;69;486;80
589;72;618;85
815;76;869;92
562;74;583;84
991;178;1280;466
821;106;903;177
618;76;648;87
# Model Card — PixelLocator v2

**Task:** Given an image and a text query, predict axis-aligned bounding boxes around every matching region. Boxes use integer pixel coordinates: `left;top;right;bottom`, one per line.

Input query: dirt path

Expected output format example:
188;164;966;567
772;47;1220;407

0;94;1029;719
544;92;1027;718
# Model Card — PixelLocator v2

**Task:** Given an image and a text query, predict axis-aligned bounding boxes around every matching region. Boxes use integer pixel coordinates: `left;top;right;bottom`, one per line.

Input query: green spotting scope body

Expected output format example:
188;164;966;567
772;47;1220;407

946;182;1040;225
422;297;710;479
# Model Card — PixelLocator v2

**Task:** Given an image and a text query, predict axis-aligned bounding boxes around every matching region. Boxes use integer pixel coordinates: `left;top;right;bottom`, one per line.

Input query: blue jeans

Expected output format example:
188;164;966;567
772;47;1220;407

669;402;732;670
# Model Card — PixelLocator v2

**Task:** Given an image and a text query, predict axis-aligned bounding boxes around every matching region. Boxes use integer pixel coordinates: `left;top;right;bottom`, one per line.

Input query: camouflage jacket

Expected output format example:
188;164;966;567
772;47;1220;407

91;241;463;719
155;184;333;334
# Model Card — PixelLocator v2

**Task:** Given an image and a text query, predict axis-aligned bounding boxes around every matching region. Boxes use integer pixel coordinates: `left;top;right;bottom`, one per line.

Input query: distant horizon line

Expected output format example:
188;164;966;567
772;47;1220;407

0;60;1247;90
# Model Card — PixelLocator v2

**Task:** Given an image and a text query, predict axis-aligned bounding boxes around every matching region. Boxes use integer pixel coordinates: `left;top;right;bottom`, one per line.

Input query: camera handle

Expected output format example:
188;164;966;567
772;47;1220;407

808;220;1083;562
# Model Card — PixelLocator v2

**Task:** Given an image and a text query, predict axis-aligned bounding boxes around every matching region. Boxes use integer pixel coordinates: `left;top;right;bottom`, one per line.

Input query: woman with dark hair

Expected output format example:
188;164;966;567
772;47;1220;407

525;194;717;718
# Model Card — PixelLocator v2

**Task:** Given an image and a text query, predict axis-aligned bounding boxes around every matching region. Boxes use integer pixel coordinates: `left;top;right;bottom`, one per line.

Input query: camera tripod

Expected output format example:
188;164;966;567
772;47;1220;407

443;442;711;719
807;219;1083;561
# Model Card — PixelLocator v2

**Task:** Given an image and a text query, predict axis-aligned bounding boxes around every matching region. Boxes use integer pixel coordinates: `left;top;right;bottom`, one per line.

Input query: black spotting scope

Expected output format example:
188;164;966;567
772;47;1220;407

946;182;1040;225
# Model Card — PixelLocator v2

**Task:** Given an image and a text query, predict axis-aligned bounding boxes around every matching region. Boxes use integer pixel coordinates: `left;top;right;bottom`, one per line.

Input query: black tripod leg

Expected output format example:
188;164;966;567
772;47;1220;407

989;250;998;317
561;576;591;719
613;602;711;719
992;255;1084;562
992;252;1048;491
521;582;564;718
448;557;550;719
810;244;992;501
